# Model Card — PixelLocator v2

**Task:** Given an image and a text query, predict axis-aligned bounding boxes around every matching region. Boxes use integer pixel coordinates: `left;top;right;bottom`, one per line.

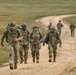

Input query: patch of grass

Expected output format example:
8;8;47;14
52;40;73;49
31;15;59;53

0;45;8;66
65;16;76;26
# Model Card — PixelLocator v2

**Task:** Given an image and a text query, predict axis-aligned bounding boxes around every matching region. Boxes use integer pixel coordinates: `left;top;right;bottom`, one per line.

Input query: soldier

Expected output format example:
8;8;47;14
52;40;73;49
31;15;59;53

48;22;52;30
1;22;22;70
70;23;75;37
43;26;62;62
30;25;44;63
19;23;30;64
57;20;63;36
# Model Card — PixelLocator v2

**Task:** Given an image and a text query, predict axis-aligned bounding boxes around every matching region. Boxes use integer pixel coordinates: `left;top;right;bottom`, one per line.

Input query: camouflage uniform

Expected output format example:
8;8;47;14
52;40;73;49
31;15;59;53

1;22;22;69
57;20;63;36
48;23;52;30
43;26;62;62
70;23;75;37
19;23;30;64
30;25;44;63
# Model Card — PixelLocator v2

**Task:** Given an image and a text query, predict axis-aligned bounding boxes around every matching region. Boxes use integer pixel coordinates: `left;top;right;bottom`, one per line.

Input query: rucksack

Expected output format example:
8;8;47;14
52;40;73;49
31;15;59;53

45;31;59;44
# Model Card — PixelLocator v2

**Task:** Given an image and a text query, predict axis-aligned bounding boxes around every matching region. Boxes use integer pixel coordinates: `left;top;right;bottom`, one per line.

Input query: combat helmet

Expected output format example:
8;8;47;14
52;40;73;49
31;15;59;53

10;21;16;26
59;20;61;22
8;21;12;26
33;25;39;29
21;23;27;27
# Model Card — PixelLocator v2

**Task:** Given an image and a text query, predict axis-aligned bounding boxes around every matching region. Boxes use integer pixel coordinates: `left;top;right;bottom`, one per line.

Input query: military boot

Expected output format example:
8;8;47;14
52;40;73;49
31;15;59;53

20;58;24;64
32;56;35;63
24;59;27;64
53;56;56;62
14;63;17;69
36;59;39;63
10;64;13;70
49;57;52;62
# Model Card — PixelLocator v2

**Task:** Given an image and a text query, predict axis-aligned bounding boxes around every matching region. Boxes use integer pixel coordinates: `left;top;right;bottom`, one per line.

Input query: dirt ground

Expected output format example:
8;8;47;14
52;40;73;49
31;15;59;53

0;14;76;75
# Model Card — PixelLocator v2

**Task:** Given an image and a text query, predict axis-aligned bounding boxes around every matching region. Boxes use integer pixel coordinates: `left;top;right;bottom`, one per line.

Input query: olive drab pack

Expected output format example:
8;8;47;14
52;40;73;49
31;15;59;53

45;31;60;44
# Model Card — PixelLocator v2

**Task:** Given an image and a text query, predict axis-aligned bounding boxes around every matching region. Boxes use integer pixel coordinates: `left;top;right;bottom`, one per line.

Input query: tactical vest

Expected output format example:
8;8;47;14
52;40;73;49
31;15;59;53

6;28;20;44
20;30;29;45
45;32;58;45
70;25;75;30
30;30;43;42
57;23;63;29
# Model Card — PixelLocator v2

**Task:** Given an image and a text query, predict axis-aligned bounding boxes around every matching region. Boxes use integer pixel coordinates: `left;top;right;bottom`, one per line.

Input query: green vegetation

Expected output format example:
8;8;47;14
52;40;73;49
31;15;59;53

0;0;76;66
65;16;76;25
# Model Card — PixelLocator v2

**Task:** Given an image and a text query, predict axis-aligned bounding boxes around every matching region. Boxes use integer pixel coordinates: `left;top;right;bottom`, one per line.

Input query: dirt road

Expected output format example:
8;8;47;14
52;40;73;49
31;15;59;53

0;14;76;75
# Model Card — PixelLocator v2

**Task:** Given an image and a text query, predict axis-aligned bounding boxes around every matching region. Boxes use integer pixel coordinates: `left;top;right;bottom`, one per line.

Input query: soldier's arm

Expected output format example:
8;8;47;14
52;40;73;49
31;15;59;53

43;33;48;46
74;25;75;29
27;29;31;38
29;32;34;42
39;31;44;43
1;31;7;47
70;25;71;29
17;29;23;40
61;23;63;27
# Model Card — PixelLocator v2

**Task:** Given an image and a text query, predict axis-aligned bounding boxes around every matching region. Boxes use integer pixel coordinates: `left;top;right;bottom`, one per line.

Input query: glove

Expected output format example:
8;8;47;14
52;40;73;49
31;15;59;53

14;38;19;42
1;43;4;47
43;43;45;46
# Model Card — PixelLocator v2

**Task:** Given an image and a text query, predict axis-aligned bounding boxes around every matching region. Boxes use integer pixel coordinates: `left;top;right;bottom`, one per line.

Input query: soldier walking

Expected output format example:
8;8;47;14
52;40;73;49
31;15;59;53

19;23;30;64
57;20;63;36
43;26;62;62
1;22;22;69
48;22;52;30
70;23;75;37
30;25;44;63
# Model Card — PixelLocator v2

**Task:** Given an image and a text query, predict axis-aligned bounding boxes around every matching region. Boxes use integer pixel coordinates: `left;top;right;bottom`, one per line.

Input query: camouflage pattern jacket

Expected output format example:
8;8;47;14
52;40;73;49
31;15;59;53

44;31;62;46
70;24;75;31
20;29;30;45
57;23;63;30
1;28;22;45
30;31;44;45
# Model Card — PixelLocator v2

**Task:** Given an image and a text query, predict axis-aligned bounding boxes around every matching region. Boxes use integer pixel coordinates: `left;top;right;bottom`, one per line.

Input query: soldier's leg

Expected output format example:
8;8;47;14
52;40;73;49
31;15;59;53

73;30;74;37
8;45;14;70
23;45;29;64
33;50;35;63
31;49;35;63
53;46;57;62
71;30;72;37
19;45;24;64
36;50;39;63
48;44;53;62
13;44;19;69
31;45;36;63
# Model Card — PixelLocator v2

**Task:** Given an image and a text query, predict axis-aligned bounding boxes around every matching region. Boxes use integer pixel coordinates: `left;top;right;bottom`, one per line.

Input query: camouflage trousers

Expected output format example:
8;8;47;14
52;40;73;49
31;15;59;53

8;44;19;67
19;44;29;62
71;30;75;37
31;44;41;60
48;43;57;61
